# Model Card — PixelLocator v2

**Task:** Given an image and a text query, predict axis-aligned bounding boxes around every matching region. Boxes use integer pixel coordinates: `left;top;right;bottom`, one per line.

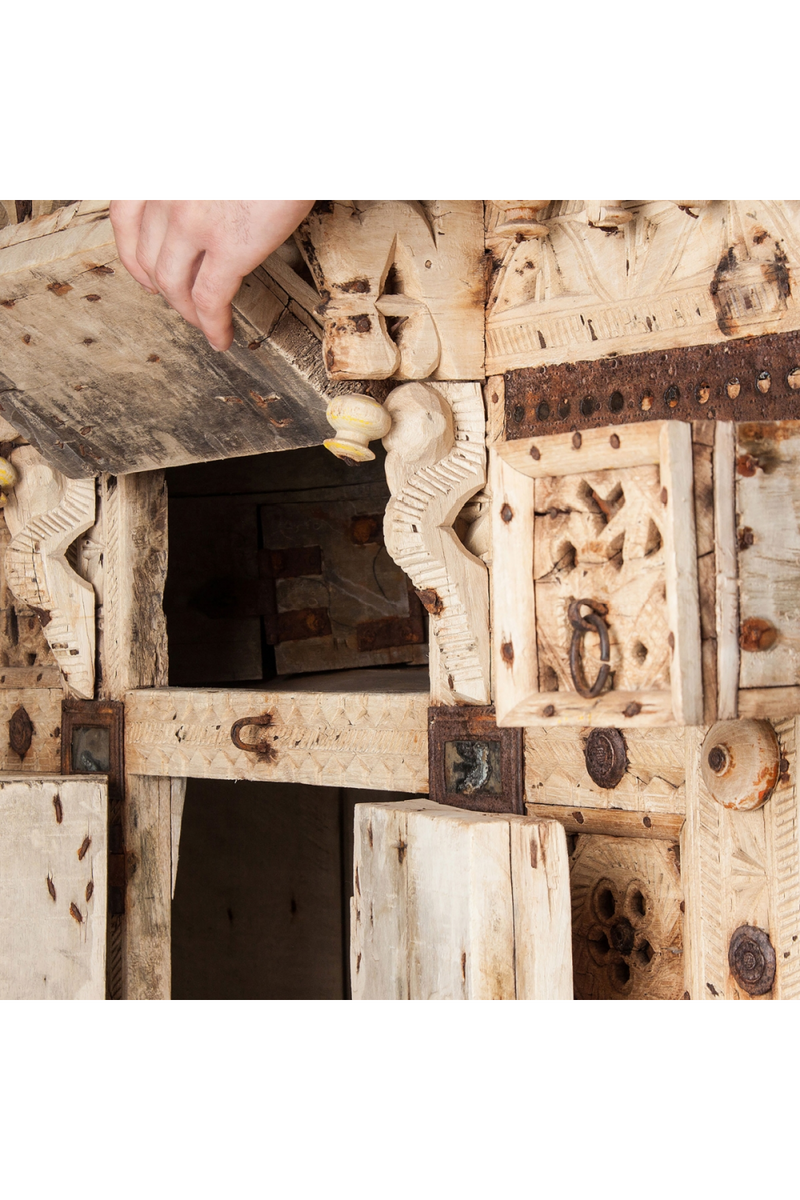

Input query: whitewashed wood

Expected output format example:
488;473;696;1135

714;423;738;718
296;201;485;382
492;423;701;727
738;687;800;719
486;201;800;373
0;774;106;999
524;724;687;815
3;446;95;697
351;799;573;1000
490;449;537;726
736;422;800;693
382;381;489;704
681;716;800;1000
510;818;573;999
660;421;703;725
351;801;411;999
494;424;661;478
125;676;429;792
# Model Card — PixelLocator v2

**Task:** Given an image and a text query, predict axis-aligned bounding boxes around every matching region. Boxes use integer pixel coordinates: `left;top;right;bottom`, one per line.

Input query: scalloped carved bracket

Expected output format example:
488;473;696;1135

3;446;95;698
382;381;489;705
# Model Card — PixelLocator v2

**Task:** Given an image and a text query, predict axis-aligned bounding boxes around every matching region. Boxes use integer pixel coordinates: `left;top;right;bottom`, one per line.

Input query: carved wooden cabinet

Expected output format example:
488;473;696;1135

4;199;800;1000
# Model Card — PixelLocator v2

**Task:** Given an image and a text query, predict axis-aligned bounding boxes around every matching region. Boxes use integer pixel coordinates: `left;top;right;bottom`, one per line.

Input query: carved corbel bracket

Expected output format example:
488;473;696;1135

3;446;96;698
382;381;490;705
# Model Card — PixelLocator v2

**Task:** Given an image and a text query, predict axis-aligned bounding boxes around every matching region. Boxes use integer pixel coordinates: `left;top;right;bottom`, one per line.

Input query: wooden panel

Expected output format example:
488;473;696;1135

524;725;687;816
736;421;800;693
714;422;739;719
681;716;800;1000
0;203;380;477
527;803;684;842
0;774;106;999
486;201;800;374
351;799;572;1000
122;775;171;1000
570;833;684;1000
492;422;702;727
125;675;430;792
0;688;62;772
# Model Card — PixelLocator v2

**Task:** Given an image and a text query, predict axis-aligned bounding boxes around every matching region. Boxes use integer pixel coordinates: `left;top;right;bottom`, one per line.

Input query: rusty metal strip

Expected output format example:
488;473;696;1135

504;330;800;439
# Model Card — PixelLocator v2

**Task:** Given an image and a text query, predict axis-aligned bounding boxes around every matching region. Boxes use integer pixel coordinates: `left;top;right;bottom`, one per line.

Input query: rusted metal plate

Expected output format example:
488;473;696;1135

504;330;800;439
428;706;524;815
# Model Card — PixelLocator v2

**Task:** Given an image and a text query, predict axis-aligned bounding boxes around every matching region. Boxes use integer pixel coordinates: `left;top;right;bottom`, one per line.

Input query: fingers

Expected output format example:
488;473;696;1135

109;201;157;292
109;200;317;352
189;251;246;351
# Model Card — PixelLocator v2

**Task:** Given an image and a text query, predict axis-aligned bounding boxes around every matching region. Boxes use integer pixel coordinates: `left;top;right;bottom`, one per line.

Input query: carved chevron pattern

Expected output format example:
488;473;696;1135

4;466;95;698
384;384;489;704
771;716;800;999
125;687;429;793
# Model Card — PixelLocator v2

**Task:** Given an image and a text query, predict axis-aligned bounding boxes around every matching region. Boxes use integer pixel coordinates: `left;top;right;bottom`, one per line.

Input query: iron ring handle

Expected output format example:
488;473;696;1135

568;599;611;699
230;712;276;760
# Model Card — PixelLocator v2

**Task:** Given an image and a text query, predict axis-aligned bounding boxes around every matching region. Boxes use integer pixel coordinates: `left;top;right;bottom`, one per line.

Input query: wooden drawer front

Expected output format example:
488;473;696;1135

491;422;702;727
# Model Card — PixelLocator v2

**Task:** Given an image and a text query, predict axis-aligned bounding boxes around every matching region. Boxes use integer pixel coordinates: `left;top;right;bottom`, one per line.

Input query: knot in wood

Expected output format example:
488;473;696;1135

584;728;628;789
728;925;776;995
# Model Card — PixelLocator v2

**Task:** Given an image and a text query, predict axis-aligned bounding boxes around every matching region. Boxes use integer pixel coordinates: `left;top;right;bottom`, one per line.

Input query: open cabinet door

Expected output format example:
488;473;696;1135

0;775;107;999
351;799;573;1000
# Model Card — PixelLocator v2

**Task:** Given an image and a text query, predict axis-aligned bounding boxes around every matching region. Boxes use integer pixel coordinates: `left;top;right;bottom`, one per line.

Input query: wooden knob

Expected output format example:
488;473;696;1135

0;455;18;505
700;719;780;811
324;393;392;463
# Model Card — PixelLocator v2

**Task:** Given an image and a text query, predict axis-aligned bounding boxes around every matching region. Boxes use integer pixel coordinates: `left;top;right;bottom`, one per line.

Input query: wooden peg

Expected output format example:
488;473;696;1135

585;201;633;229
700;719;780;811
323;393;392;463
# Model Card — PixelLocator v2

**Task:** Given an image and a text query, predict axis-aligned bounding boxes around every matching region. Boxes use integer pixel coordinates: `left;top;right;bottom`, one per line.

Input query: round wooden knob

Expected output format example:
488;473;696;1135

0;455;18;505
323;393;392;463
700;719;780;811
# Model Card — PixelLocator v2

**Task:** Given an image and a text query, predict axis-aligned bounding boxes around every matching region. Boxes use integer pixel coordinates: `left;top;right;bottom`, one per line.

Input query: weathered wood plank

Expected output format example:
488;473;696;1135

0;774;106;999
122;774;171;1000
660;421;703;725
525;802;684;842
351;799;572;1000
124;674;430;792
0;207;384;477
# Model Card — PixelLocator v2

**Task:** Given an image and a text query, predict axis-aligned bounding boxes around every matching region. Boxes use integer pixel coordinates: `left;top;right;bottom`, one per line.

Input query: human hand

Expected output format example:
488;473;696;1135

109;200;314;351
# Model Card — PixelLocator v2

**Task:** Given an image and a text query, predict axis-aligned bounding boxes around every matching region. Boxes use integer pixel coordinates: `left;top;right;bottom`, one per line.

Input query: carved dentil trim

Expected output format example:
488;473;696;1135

3;447;96;698
382;382;490;705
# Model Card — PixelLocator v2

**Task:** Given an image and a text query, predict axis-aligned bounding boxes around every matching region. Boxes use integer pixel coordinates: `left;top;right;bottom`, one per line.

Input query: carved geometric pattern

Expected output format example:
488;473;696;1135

125;686;429;793
570;834;684;1000
534;466;670;694
384;383;489;704
769;716;800;999
485;201;800;374
524;725;686;815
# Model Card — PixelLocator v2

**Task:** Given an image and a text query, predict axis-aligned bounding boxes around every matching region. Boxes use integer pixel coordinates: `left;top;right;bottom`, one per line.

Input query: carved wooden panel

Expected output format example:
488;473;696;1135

296;202;485;382
682;716;800;1000
125;676;429;792
491;421;702;727
524;725;687;816
570;833;684;1000
486;201;800;375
